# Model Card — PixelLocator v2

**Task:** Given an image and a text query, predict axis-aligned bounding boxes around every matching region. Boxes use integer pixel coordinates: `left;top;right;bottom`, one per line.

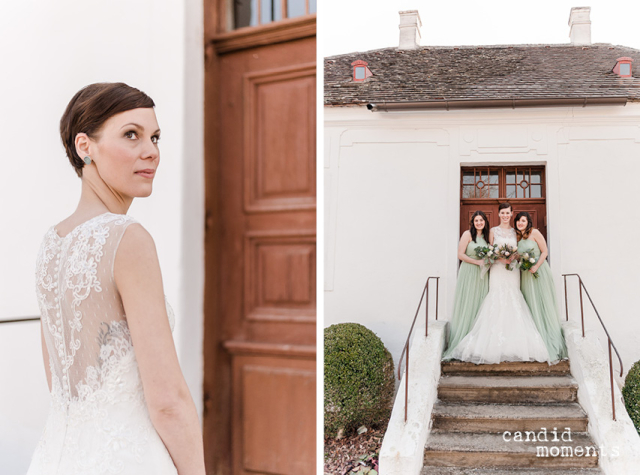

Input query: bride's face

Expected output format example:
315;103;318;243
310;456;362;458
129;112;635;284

516;216;528;231
498;207;512;224
82;108;161;198
473;215;485;230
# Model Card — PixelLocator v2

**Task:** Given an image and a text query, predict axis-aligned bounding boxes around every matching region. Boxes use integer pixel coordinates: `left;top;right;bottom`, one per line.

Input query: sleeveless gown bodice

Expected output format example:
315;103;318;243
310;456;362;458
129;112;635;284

27;212;178;475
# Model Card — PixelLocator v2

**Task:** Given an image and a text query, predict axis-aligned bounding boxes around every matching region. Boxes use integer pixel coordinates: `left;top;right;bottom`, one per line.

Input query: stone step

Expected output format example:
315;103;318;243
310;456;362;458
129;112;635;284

438;376;578;404
432;402;588;433
441;360;571;376
424;431;599;469
421;467;602;474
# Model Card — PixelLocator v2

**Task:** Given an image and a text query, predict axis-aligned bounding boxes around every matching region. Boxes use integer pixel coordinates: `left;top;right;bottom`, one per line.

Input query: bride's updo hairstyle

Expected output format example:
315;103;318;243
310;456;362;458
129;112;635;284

60;82;155;178
469;210;489;243
498;202;513;213
514;211;533;241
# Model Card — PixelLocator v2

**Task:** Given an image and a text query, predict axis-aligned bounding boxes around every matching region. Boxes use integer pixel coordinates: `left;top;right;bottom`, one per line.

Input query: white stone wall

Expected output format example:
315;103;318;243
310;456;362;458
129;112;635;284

0;1;204;472
324;103;640;387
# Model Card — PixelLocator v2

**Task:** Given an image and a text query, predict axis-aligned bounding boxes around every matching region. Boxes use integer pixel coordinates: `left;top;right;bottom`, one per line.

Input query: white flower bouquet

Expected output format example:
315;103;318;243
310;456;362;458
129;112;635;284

518;248;539;278
496;243;519;271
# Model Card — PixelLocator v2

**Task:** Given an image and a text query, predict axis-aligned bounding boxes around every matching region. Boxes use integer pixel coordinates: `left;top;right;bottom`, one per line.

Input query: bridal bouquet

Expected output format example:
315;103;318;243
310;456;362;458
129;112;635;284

496;244;519;271
474;245;498;279
518;249;539;278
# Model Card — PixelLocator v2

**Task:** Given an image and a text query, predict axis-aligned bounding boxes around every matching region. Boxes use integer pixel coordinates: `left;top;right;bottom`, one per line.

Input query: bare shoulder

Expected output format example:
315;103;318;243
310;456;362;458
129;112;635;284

118;222;156;251
114;223;161;288
461;230;471;240
531;228;544;239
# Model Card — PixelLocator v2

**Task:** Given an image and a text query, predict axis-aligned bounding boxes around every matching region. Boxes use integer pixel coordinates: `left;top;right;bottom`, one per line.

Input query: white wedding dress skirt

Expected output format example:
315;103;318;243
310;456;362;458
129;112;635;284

447;227;550;364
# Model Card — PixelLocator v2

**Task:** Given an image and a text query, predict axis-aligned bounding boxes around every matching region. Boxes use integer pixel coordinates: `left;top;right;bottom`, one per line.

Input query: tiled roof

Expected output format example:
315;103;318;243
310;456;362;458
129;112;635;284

324;44;640;106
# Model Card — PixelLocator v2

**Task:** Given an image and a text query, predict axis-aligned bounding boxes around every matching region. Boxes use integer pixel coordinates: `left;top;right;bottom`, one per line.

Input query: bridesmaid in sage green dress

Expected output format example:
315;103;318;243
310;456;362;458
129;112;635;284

443;211;490;360
515;211;568;362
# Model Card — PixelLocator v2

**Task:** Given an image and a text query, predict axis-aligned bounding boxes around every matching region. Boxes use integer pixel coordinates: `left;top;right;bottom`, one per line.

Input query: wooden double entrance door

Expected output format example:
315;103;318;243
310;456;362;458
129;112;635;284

460;166;547;240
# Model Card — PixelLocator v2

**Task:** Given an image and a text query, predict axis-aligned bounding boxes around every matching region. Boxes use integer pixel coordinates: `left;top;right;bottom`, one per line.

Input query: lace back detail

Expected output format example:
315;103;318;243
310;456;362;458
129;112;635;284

30;213;179;475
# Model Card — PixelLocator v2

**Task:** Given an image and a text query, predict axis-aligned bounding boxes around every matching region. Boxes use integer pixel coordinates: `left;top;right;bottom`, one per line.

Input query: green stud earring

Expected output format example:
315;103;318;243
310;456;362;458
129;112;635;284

83;156;91;165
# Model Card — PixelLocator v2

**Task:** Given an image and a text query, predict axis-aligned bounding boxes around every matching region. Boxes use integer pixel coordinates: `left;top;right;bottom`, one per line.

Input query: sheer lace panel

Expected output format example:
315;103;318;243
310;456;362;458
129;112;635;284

35;212;175;403
492;226;517;246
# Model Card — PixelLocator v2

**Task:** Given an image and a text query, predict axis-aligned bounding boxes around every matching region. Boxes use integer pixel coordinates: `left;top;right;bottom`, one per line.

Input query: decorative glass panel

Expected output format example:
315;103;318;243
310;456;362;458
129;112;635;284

234;0;258;28
462;172;474;185
506;185;516;198
531;184;542;198
288;0;306;18
489;172;499;184
531;172;541;184
462;185;475;198
506;172;515;184
233;0;312;29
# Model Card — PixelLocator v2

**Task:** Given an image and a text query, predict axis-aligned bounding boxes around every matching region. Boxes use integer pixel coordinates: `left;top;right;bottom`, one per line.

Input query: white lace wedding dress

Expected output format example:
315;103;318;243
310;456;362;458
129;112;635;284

446;226;550;364
27;212;178;475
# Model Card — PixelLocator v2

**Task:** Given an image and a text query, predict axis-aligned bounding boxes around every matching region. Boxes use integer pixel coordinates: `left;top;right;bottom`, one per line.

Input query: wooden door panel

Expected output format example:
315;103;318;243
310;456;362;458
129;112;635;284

244;230;316;323
244;64;316;212
230;350;315;475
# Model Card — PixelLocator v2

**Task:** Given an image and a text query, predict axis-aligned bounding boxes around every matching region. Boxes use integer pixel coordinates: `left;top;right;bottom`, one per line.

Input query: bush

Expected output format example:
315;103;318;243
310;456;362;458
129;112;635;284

324;323;395;437
623;360;640;435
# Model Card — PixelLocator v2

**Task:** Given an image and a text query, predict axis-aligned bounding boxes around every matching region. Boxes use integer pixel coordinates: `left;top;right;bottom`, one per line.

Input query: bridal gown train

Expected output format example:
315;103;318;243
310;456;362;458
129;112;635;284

446;226;550;364
27;212;178;475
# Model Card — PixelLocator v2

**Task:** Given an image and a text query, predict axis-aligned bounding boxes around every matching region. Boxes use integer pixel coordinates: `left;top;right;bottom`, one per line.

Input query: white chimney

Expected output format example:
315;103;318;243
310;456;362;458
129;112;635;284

399;10;421;50
568;7;591;45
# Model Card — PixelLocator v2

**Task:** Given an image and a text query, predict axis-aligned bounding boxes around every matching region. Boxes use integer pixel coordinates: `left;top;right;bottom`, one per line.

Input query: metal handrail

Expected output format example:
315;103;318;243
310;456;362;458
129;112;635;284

562;273;623;420
397;276;439;422
0;316;40;324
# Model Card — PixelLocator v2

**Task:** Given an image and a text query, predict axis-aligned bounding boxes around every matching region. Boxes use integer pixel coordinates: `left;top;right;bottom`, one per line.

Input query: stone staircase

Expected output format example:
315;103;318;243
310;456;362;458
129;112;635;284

421;360;603;474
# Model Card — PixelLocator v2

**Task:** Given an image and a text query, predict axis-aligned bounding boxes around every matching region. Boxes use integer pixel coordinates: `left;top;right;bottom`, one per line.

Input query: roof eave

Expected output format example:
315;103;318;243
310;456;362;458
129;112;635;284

366;97;629;111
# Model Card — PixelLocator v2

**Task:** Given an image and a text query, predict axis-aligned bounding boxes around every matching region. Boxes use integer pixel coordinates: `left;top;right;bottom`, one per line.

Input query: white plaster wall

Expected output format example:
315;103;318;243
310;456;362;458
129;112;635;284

324;104;640;389
0;1;204;473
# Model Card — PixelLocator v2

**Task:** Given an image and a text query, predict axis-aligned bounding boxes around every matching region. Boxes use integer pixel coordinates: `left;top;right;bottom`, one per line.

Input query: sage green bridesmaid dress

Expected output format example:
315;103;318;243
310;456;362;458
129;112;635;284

518;237;568;362
442;235;489;360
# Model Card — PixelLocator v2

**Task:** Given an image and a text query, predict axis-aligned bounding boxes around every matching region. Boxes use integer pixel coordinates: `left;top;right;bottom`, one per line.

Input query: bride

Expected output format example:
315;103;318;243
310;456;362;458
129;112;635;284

445;202;550;364
27;83;205;474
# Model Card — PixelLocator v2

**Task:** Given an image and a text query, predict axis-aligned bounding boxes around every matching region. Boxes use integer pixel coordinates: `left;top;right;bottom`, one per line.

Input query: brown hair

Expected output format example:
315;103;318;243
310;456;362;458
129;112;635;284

514;211;533;241
60;82;155;177
469;210;489;243
498;202;512;212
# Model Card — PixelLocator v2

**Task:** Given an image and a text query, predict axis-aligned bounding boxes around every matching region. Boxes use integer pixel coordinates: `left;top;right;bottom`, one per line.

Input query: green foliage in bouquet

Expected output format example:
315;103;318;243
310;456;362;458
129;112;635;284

518;248;539;278
324;323;395;438
475;244;498;268
623;360;640;435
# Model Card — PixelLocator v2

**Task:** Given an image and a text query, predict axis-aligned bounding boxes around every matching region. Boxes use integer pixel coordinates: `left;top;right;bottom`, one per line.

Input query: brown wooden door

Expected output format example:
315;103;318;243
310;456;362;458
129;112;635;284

460;166;547;241
203;4;316;475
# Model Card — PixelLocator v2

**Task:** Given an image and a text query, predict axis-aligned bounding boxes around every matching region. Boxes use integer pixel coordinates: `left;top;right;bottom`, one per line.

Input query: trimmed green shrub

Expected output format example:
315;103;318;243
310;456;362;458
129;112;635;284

324;323;395;437
623;360;640;435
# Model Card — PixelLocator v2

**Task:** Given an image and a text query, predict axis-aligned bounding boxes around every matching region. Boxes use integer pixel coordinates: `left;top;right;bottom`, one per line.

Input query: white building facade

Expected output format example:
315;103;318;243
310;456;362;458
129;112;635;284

324;11;640;386
325;103;640;378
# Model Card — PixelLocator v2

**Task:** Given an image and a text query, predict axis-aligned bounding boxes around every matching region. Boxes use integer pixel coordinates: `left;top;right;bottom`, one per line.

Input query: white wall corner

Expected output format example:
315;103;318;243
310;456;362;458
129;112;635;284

568;6;591;45
562;321;640;474
379;320;447;475
399;10;422;50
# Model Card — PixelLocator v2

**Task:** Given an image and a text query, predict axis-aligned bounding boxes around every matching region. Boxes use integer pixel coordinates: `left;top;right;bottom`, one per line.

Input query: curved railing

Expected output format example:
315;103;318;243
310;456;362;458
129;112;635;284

562;273;623;420
397;276;440;422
